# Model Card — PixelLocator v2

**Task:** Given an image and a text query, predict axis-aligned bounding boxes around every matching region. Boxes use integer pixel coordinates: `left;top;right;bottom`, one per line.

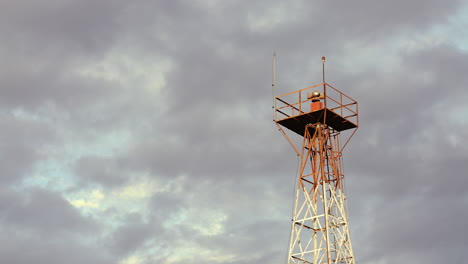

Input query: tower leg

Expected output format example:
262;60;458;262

287;124;355;264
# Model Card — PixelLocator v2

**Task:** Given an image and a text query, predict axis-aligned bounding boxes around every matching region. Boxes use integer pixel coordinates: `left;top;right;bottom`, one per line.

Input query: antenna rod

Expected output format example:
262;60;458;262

322;56;326;108
322;56;326;85
273;51;277;120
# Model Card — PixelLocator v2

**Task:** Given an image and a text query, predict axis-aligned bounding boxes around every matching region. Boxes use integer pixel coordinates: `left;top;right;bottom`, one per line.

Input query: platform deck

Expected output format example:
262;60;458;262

276;108;357;136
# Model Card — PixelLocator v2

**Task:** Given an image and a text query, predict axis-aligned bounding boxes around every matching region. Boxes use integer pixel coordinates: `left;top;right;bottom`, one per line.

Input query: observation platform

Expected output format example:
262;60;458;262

274;83;358;136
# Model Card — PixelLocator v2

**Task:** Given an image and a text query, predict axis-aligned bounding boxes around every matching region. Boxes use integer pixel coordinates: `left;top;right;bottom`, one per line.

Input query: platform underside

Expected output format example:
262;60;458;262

276;108;357;135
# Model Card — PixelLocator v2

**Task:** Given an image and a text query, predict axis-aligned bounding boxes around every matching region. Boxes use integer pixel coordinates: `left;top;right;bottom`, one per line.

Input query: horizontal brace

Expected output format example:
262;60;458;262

294;221;345;232
291;256;314;264
275;109;290;118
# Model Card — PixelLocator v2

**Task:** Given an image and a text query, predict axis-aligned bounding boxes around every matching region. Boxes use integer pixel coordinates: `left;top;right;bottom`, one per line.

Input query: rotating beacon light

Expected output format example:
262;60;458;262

307;90;324;112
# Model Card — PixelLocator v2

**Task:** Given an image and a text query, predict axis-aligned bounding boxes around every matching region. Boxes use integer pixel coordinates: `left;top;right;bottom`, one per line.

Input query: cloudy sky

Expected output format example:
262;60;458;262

1;0;468;263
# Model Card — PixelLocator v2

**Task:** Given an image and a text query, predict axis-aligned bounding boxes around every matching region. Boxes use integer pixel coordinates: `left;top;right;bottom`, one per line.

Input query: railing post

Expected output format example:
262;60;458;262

340;93;343;117
299;91;302;113
324;83;327;109
274;97;276;120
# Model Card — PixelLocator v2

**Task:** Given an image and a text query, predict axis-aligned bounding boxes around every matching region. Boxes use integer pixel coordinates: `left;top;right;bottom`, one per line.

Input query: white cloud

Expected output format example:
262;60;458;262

76;48;172;96
119;255;143;264
166;242;236;264
247;2;306;32
68;189;105;209
113;180;159;200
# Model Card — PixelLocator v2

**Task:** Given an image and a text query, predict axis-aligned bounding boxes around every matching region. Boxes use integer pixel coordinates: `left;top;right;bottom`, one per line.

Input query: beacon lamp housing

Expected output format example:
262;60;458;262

307;90;324;100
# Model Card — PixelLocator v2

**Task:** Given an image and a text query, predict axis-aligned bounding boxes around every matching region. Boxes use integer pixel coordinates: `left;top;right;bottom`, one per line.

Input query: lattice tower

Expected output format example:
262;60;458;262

273;57;359;264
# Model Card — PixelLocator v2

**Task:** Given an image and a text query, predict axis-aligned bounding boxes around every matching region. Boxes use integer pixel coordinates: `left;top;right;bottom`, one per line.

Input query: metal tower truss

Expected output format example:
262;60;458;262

272;61;359;264
288;124;354;264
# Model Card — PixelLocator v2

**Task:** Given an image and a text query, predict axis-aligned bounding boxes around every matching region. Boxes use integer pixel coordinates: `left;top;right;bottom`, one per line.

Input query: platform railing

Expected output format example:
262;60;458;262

274;83;358;126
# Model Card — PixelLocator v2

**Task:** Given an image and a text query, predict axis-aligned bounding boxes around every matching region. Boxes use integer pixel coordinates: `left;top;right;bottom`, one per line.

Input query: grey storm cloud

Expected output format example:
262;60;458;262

0;0;467;263
0;228;115;264
109;213;156;257
0;188;96;233
0;111;55;184
74;155;129;187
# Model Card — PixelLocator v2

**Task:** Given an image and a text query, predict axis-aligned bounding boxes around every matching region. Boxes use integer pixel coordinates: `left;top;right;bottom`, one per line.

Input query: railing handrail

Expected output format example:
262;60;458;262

326;83;357;103
275;83;325;98
274;83;358;125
